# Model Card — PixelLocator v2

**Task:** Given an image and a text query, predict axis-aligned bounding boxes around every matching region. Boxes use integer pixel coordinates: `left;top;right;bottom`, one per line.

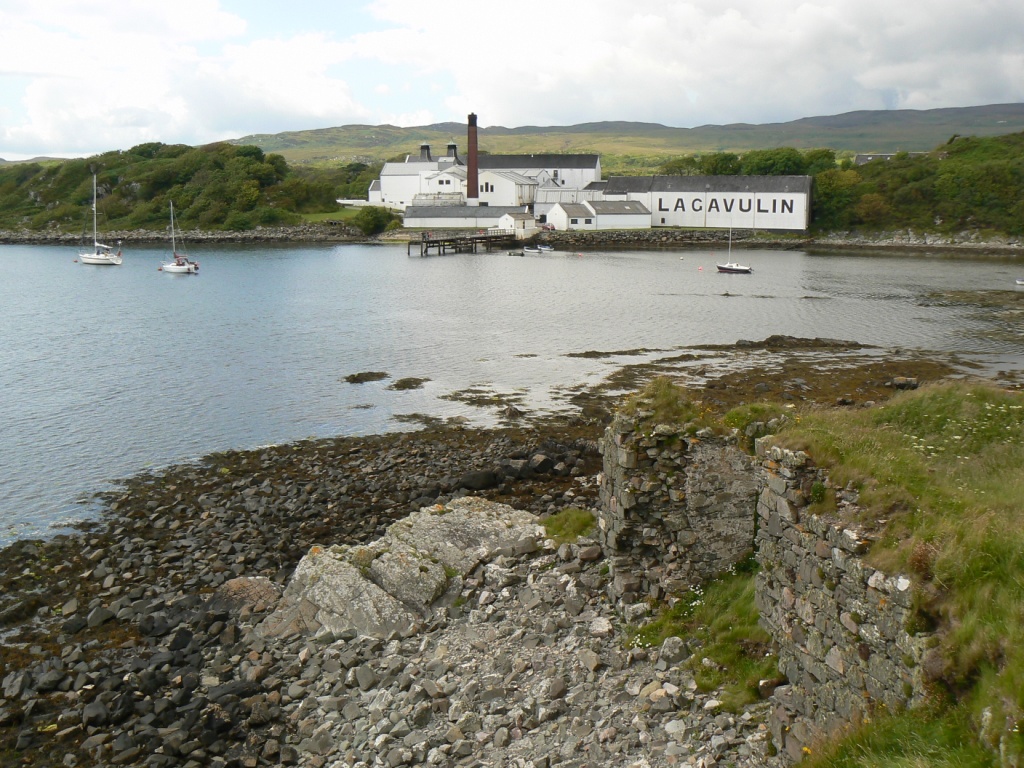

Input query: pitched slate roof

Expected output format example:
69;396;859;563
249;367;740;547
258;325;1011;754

380;161;440;177
603;175;812;195
403;206;529;219
426;166;467;180
480;170;538;186
588;200;651;215
477;154;600;170
556;204;593;218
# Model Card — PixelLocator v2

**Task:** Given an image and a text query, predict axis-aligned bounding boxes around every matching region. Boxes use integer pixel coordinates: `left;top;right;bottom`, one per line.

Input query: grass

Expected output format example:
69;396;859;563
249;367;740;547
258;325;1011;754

621;376;789;451
620;377;719;434
772;379;1024;763
300;209;360;223
543;507;596;545
627;558;778;711
802;704;995;767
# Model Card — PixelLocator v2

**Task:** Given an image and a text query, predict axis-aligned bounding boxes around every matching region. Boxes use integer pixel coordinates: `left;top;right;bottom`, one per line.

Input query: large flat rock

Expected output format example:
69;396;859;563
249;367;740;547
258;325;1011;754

259;497;545;639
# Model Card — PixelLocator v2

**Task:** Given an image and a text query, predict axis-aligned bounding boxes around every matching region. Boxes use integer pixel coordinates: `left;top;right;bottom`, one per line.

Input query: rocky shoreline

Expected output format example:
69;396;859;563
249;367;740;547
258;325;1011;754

0;407;788;768
3;222;1024;253
1;336;1012;768
0;222;363;245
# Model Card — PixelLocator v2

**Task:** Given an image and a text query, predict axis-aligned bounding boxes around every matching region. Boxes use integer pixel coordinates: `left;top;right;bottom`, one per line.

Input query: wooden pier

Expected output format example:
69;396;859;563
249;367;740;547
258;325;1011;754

408;229;517;256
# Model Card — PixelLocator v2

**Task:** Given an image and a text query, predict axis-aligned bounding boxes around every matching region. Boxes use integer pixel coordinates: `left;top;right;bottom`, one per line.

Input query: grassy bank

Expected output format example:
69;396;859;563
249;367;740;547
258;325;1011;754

778;379;1024;765
623;376;1024;764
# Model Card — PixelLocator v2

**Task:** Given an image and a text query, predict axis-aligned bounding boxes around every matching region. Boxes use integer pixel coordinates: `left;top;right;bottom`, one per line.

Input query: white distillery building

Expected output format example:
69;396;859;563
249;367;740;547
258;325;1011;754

601;175;812;231
401;205;532;230
370;150;600;210
547;200;651;231
368;114;602;213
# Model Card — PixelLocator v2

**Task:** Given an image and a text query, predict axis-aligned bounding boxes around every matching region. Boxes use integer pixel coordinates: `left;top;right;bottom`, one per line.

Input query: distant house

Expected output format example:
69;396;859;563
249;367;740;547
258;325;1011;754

548;203;595;231
497;211;537;237
854;152;927;165
547;200;650;231
476;170;538;207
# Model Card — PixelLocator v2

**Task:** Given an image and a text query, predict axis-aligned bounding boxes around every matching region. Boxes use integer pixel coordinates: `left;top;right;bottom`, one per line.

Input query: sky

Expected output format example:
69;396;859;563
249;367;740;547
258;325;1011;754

2;0;1024;161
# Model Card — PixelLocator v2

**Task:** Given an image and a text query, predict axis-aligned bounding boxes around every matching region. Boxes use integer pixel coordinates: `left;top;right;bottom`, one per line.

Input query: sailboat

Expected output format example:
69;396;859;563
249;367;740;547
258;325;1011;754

716;227;752;274
159;202;199;274
77;175;122;265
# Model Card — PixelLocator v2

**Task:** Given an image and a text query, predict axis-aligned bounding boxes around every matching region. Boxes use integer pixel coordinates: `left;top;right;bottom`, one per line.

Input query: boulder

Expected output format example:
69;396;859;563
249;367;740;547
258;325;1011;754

259;497;544;639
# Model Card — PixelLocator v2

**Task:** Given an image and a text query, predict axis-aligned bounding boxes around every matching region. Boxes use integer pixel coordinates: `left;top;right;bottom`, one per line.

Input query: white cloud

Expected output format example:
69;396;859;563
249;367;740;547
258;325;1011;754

1;0;1023;158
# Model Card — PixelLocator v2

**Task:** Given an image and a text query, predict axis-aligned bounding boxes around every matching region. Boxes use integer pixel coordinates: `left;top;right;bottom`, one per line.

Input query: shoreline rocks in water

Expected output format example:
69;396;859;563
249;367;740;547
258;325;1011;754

3;223;1024;252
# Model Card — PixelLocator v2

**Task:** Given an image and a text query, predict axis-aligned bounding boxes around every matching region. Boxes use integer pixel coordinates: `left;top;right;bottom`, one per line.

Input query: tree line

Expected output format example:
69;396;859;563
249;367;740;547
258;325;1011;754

656;132;1024;236
3;131;1024;237
0;142;385;233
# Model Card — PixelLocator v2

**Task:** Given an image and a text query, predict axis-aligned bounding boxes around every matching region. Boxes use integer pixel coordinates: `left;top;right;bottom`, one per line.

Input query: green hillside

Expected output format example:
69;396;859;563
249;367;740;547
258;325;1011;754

3;104;1024;237
230;103;1024;174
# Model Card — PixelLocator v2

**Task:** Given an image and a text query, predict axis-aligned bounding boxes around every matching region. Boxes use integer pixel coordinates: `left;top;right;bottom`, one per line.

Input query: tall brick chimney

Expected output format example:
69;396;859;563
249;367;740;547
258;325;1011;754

467;113;479;203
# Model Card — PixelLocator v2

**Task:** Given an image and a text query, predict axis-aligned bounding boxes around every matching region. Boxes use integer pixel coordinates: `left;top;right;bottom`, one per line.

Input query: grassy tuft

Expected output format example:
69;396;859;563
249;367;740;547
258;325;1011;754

627;560;777;710
803;701;995;768
621;377;718;434
544;507;596;545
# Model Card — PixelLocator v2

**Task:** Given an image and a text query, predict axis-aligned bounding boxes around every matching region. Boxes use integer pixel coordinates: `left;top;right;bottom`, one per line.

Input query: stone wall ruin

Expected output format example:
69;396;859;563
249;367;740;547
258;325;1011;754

596;413;931;762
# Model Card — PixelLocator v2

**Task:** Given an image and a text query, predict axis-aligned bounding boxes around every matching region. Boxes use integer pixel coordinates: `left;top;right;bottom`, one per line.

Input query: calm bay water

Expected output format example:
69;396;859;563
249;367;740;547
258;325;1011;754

2;241;1022;545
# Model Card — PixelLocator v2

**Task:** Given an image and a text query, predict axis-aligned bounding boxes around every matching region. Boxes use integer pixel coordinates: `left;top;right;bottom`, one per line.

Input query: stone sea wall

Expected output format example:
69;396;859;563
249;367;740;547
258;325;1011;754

596;412;758;603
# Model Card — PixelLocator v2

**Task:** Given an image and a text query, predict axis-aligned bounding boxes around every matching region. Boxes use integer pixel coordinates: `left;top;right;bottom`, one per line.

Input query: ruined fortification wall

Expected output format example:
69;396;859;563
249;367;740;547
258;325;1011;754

596;412;758;602
753;439;929;760
597;414;932;762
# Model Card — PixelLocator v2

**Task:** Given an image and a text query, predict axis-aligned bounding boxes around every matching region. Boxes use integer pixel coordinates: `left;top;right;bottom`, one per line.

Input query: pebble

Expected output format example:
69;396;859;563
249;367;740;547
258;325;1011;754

0;424;784;767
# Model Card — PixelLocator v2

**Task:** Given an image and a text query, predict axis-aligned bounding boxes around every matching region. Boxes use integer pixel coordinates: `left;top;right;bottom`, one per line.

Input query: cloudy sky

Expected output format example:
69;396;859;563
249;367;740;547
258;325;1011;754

2;0;1024;160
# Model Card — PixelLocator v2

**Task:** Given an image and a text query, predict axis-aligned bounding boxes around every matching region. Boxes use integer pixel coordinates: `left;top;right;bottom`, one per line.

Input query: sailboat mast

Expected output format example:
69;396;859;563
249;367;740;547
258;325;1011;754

92;175;98;248
170;201;176;254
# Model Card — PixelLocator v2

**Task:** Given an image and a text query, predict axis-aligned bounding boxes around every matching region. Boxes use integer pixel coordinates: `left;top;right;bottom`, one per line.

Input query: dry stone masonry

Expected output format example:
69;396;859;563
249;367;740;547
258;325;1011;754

753;439;930;761
596;413;758;603
595;412;934;763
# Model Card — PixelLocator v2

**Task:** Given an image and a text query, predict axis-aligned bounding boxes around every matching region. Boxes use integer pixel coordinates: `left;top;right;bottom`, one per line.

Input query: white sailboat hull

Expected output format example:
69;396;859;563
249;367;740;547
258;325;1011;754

161;260;198;274
79;249;122;265
160;202;199;273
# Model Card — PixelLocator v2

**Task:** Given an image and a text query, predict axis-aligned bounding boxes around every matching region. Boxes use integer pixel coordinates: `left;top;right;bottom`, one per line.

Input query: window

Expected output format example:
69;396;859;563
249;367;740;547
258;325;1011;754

570;218;578;224
585;218;592;224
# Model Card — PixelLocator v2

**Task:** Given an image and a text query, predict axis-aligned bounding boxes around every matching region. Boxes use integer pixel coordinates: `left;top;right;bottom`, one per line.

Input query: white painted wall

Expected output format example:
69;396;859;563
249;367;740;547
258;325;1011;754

596;212;650;230
644;191;809;230
476;171;537;207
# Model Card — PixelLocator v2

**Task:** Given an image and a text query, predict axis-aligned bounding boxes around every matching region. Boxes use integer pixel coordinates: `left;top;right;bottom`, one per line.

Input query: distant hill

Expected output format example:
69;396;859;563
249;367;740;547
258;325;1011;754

0;156;64;166
230;103;1024;168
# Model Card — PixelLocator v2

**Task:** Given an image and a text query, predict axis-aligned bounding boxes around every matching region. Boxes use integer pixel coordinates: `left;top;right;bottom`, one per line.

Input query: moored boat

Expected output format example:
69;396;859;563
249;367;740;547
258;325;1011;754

522;246;542;254
717;261;753;274
77;175;122;266
715;227;751;273
159;202;199;274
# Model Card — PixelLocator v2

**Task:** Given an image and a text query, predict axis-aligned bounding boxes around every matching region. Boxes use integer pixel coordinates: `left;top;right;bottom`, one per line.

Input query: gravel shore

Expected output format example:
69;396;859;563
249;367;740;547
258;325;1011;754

0;422;619;767
1;339;1004;767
